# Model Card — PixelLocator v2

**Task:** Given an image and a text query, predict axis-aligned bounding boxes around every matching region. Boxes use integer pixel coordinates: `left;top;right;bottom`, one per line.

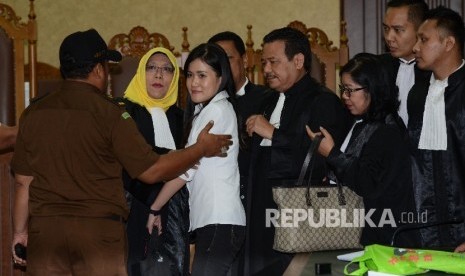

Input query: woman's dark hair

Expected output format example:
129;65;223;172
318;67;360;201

340;53;400;122
182;43;243;147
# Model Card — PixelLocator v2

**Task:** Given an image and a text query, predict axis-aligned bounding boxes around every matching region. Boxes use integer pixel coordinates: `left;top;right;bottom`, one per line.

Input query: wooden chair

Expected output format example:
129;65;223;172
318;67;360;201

245;21;349;93
0;0;37;125
25;61;63;98
108;26;190;109
0;2;37;276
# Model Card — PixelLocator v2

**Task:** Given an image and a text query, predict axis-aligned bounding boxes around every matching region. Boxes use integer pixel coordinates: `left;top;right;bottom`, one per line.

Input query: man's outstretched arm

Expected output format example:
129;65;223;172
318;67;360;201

138;121;232;183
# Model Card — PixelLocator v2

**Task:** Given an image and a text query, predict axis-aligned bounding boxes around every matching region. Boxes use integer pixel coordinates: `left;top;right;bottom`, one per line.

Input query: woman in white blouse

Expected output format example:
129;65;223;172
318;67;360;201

147;43;246;276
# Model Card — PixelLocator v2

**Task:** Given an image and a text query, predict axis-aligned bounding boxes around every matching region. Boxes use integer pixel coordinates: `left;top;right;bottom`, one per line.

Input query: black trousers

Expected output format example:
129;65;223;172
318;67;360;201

191;224;245;276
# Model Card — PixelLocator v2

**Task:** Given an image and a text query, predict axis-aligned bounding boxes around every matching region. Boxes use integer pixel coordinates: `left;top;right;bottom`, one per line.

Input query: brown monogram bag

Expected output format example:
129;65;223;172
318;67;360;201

272;135;363;253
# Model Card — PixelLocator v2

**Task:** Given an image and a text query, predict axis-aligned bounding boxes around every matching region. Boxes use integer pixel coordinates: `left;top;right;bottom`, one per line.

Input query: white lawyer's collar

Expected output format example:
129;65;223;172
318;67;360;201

236;78;249;97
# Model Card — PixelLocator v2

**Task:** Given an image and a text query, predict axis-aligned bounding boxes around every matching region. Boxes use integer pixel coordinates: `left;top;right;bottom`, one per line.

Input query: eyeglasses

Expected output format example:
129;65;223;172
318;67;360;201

146;65;175;74
338;84;366;97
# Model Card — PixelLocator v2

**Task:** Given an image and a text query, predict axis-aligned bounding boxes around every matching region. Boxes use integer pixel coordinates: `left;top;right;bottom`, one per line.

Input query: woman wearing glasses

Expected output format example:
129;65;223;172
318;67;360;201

307;53;420;248
121;47;189;275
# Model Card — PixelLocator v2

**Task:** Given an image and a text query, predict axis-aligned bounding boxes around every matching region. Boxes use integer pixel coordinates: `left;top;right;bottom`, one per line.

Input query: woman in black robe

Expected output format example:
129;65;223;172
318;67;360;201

307;53;421;248
122;47;188;276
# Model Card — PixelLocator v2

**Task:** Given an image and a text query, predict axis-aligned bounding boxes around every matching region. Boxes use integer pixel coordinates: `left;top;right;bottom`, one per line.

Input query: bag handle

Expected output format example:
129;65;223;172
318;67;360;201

296;134;323;187
296;134;348;207
295;134;325;206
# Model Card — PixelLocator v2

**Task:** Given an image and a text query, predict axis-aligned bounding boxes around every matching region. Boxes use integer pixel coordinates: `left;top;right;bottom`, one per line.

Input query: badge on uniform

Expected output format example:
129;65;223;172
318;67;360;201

121;112;131;120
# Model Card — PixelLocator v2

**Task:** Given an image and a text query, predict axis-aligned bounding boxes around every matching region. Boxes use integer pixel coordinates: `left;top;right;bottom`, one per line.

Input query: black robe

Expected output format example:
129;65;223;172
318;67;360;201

121;99;189;276
245;75;352;275
408;65;465;249
378;53;430;89
232;82;271;276
326;115;421;248
236;82;272;207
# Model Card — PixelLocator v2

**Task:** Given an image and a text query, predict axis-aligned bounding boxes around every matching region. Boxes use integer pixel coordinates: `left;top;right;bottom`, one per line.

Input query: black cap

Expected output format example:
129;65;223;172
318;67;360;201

59;29;122;66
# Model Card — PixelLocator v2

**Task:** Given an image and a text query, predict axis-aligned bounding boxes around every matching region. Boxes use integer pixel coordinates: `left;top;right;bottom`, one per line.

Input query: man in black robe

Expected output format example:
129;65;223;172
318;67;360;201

408;6;465;250
244;27;351;276
380;0;429;127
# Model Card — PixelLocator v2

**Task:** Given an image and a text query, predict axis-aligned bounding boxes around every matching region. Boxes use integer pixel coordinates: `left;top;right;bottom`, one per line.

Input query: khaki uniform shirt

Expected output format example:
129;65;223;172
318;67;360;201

11;80;159;219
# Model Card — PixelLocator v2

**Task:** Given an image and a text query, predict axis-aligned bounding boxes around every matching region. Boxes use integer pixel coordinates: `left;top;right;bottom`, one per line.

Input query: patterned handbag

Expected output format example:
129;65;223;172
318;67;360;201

272;135;364;253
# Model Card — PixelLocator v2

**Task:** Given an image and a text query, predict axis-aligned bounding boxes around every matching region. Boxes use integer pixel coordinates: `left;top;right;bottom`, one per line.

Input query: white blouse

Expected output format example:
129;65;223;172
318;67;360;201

183;91;246;231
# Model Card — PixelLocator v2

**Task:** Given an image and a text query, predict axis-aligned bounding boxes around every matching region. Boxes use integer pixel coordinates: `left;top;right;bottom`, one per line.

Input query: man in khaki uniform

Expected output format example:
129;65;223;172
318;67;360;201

11;29;231;275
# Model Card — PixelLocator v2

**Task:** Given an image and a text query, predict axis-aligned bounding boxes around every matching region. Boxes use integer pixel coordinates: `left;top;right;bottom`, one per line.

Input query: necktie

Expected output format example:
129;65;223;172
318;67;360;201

396;58;415;126
260;93;286;146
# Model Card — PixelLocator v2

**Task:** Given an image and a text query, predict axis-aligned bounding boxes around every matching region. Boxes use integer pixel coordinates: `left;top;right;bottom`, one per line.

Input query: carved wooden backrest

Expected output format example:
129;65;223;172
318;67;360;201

25;62;63;98
246;21;349;93
108;26;190;109
25;61;61;80
108;25;177;58
0;0;37;125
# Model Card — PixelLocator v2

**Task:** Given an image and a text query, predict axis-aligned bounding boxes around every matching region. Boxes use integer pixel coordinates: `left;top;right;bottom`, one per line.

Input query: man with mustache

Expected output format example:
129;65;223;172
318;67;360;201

381;0;429;127
244;27;351;276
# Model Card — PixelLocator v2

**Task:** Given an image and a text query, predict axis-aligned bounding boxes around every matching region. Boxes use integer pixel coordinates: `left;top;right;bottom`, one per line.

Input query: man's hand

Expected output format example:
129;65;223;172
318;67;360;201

12;232;27;266
246;115;275;139
197;121;232;157
306;125;334;157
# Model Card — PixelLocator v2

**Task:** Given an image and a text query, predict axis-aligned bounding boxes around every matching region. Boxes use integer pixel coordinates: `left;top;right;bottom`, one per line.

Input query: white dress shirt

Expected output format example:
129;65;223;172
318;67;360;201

236;78;249;97
182;91;246;231
261;92;286;146
340;119;363;153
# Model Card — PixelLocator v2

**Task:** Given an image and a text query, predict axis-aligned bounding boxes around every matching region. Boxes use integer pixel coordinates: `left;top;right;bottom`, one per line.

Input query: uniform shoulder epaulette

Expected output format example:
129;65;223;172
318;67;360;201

103;94;126;107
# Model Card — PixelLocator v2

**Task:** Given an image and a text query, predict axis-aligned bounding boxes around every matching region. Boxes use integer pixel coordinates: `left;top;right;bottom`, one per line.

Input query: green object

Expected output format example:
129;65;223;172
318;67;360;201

344;244;465;275
121;111;131;119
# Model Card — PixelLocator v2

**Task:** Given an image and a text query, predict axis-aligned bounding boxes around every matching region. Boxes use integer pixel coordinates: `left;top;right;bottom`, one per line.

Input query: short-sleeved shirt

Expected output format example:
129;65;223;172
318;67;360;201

11;80;159;219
